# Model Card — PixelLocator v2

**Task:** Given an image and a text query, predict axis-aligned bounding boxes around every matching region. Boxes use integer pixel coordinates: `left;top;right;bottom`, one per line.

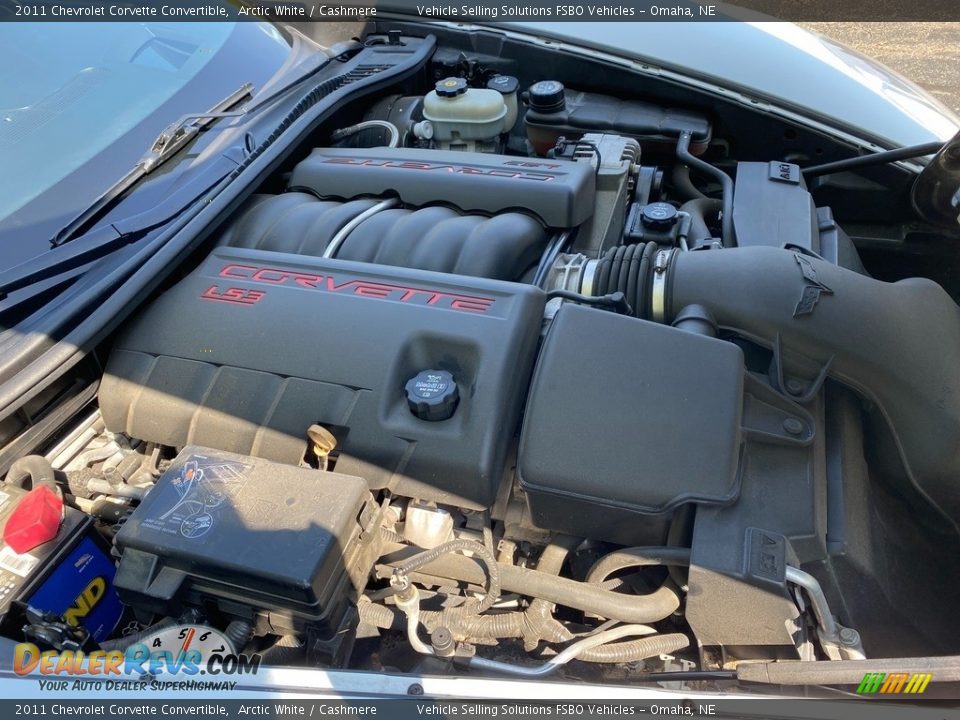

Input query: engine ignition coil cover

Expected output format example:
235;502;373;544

518;305;744;541
288;147;595;227
99;248;545;509
113;447;373;632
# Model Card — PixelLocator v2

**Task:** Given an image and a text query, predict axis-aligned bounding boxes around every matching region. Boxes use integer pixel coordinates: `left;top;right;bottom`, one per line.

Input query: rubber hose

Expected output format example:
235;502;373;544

432;537;578;645
425;607;531;640
679;198;721;244
224;620;254;652
521;537;580;647
360;598;574;644
671;165;708;201
64;468;98;499
362;601;686;667
593;242;657;318
585;548;687;622
396;539;501;613
362;536;578;645
5;455;57;491
379;548;680;624
676;132;734;246
358;600;404;631
586;547;692;584
577;632;689;664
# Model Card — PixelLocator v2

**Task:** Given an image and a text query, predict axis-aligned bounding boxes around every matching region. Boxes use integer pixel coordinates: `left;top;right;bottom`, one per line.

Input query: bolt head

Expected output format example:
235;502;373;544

839;627;860;645
783;417;805;436
785;378;805;395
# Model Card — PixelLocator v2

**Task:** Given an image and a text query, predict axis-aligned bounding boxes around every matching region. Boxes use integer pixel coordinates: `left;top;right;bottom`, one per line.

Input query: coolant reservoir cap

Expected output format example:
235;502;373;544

641;202;679;230
435;77;469;98
528;80;566;113
405;370;459;421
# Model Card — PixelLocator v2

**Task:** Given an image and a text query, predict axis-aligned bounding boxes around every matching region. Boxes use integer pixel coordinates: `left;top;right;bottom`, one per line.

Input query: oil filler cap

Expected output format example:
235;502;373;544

405;370;459;421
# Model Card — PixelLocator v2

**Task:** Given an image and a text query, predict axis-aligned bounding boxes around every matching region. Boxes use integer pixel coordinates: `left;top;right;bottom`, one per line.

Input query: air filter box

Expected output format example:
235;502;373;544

518;305;744;544
114;447;375;635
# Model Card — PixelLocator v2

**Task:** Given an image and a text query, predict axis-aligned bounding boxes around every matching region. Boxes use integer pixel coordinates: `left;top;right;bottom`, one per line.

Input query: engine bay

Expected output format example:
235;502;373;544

4;26;960;692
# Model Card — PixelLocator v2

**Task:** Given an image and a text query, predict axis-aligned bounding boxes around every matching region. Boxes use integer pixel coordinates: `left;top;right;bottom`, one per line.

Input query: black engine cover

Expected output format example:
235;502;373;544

218;193;550;282
99;247;545;509
288;147;595;228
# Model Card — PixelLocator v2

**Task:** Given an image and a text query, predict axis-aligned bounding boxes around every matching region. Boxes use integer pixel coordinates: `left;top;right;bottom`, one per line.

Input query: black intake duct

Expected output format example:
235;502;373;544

660;246;960;533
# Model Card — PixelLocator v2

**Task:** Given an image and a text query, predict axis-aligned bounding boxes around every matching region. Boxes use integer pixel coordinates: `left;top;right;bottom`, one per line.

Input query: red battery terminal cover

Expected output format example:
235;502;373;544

3;486;64;553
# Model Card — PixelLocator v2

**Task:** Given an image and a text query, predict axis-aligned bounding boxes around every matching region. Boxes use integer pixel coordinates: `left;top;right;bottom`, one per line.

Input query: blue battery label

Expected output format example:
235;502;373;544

26;536;122;642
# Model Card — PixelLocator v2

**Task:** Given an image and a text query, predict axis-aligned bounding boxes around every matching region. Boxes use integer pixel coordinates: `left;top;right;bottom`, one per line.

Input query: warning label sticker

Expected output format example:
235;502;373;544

142;455;250;540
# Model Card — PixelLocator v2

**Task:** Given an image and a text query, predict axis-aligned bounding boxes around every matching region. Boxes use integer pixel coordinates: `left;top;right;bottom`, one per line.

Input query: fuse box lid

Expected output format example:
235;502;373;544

115;447;370;618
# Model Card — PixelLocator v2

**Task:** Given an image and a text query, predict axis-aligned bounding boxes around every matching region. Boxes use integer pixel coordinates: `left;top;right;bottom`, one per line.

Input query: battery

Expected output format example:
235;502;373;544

114;446;374;635
0;483;122;643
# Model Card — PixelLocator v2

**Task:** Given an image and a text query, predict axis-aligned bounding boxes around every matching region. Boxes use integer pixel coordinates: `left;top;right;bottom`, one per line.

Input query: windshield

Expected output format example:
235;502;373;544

0;22;291;271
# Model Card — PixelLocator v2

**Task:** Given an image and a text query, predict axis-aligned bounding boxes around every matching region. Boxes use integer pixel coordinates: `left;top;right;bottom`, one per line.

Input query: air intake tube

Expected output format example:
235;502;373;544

547;243;960;531
658;245;960;533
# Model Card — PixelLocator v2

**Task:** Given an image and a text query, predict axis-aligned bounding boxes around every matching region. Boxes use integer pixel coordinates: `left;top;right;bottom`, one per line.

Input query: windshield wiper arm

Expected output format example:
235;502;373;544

0;148;244;302
50;83;253;248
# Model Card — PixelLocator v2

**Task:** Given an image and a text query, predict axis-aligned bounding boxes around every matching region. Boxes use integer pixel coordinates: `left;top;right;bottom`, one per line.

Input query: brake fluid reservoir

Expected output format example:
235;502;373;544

423;77;508;149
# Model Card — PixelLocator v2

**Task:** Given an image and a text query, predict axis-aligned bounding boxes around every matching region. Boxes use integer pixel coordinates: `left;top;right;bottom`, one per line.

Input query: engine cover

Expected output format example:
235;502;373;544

218;193;550;282
288;147;595;227
99;247;545;509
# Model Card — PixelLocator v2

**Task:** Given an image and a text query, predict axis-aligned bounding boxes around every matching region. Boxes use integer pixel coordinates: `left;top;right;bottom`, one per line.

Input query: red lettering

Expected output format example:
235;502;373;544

201;285;265;306
291;272;323;289
353;284;395;299
325;277;361;293
215;264;495;314
251;268;290;283
220;264;257;279
318;158;556;181
451;297;496;313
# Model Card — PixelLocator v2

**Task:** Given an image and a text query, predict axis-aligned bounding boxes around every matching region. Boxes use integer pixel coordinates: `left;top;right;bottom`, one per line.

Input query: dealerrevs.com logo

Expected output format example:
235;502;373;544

856;672;933;695
13;625;261;692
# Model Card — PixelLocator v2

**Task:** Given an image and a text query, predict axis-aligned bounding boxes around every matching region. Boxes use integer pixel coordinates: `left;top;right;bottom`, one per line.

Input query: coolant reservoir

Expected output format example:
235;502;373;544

422;77;508;150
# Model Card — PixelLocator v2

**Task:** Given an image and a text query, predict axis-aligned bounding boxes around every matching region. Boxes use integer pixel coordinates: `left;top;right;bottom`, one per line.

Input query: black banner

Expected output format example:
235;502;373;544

1;699;957;720
1;0;959;22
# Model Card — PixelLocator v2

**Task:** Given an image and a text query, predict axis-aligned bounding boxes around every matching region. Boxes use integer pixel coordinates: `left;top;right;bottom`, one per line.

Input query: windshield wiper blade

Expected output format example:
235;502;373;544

49;83;253;248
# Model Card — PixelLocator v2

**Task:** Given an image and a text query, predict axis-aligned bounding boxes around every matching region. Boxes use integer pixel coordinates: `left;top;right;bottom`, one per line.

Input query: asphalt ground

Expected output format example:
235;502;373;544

801;23;960;115
297;21;960;115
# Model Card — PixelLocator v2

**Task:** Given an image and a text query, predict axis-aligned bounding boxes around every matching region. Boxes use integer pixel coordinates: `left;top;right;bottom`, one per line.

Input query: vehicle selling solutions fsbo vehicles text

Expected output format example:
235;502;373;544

413;4;716;17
